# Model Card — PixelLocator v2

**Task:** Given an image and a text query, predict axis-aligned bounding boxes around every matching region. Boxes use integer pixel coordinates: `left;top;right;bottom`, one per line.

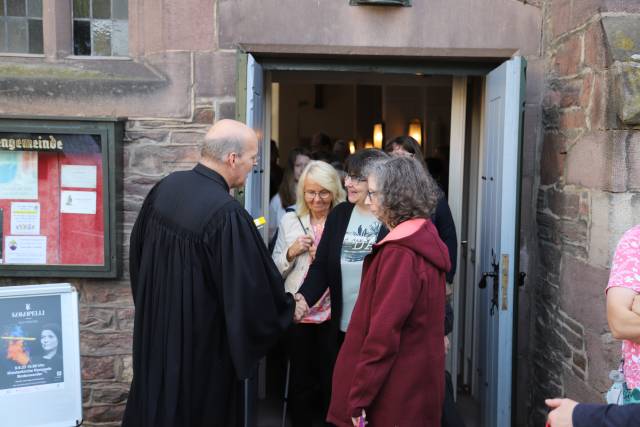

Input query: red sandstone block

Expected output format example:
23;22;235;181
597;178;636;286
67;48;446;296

553;34;582;76
559;109;586;129
81;356;117;381
550;0;573;39
83;404;126;424
81;283;133;306
583;22;609;70
79;307;116;331
80;331;133;356
91;385;129;405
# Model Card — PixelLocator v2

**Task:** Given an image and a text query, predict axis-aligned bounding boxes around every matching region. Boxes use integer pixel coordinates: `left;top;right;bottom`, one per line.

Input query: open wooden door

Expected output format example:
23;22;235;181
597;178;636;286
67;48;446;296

476;56;525;427
244;53;270;242
236;51;271;427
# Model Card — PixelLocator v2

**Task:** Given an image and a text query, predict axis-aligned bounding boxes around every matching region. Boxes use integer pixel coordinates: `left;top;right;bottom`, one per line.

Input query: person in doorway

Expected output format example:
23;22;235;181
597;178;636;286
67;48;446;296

122;119;299;427
327;156;448;427
269;147;311;242
332;139;350;168
272;161;346;427
310;132;333;157
546;397;640;426
296;149;389;348
605;223;640;403
384;136;457;283
270;140;284;200
385;135;463;427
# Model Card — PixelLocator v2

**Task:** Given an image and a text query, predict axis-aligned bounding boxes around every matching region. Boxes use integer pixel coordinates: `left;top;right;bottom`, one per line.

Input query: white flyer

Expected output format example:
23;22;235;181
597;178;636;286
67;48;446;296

60;165;97;189
10;202;40;235
4;236;47;264
60;191;96;214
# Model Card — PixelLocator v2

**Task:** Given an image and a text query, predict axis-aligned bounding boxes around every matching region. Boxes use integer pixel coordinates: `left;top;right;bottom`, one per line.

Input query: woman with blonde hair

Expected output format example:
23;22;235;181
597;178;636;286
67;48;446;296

272;160;346;427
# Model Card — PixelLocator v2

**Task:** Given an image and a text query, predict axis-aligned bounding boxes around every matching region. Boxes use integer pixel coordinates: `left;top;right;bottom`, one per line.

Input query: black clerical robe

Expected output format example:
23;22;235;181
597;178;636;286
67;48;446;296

122;164;294;427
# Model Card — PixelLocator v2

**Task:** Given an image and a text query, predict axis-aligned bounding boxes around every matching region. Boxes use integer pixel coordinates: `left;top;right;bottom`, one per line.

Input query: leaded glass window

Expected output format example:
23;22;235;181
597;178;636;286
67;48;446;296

73;0;128;56
0;0;43;54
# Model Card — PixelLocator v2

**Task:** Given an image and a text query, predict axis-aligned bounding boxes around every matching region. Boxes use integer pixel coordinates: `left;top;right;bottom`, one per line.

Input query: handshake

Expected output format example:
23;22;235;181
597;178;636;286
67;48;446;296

293;293;310;322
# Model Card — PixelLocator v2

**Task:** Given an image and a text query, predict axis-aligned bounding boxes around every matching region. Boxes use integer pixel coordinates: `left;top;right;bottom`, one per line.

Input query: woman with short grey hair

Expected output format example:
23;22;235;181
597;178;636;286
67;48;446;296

365;156;439;227
327;156;449;427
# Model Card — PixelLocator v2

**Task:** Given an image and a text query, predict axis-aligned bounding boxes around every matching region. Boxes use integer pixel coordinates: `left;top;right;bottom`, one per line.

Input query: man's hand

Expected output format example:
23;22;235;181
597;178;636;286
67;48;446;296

444;336;450;355
546;398;578;427
293;293;309;322
632;295;640;316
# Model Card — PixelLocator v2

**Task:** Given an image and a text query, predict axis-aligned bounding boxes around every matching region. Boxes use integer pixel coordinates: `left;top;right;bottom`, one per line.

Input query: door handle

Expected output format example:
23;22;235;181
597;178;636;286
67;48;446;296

478;250;500;315
478;271;497;289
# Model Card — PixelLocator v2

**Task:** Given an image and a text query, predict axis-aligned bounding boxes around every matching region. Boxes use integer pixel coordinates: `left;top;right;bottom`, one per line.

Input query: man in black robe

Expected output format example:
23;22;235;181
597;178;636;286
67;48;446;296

122;119;299;427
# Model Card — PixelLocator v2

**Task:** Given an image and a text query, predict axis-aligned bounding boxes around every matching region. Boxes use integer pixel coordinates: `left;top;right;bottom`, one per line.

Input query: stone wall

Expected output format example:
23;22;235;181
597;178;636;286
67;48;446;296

0;1;235;424
532;1;640;424
4;0;620;425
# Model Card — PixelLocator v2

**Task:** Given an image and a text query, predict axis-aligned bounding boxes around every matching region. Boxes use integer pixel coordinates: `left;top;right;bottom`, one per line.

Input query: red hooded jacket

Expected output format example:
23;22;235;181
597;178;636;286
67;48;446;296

327;218;450;427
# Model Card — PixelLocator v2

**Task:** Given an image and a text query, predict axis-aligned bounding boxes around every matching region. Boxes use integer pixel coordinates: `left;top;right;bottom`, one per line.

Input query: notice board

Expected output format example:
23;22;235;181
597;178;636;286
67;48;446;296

0;118;122;278
0;283;82;427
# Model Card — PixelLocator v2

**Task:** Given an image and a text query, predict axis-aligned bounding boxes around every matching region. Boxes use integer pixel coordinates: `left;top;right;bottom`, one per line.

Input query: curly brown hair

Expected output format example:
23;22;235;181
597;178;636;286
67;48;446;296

368;156;440;228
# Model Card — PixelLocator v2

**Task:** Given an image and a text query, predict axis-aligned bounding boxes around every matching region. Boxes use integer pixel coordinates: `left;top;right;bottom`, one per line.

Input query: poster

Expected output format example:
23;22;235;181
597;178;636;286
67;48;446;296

0;152;38;200
10;202;40;235
4;236;47;264
60;190;96;214
0;294;64;394
61;165;97;189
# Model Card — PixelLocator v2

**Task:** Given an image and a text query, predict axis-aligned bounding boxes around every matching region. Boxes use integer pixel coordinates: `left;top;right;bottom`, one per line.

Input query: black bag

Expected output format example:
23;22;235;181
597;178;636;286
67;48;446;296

268;207;296;254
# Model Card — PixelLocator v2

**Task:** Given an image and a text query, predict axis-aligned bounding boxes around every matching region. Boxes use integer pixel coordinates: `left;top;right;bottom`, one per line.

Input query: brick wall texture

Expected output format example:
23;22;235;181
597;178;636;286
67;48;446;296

531;0;640;425
0;0;639;426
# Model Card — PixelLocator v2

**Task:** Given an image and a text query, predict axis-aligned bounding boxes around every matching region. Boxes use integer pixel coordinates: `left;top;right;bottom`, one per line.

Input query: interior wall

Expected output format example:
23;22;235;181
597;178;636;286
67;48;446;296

278;80;453;161
382;84;452;186
277;83;356;156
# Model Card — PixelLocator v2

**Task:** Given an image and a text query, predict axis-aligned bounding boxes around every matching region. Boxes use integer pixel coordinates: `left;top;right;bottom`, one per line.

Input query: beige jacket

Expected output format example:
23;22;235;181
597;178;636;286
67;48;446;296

272;212;314;294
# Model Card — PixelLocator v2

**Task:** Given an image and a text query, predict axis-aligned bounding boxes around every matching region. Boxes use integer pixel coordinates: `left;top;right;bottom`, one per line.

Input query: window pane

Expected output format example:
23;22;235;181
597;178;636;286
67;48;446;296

91;19;111;55
111;19;127;56
73;0;89;18
112;0;126;19
7;0;26;16
6;18;27;52
73;19;90;55
92;0;111;19
0;21;5;50
27;18;41;53
27;0;41;17
0;0;5;16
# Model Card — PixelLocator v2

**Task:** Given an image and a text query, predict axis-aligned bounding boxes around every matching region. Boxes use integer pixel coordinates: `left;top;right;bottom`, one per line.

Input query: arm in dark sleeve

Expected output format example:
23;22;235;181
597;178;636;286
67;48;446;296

128;184;159;301
298;207;338;306
444;302;454;335
219;208;295;379
433;197;457;284
573;403;640;427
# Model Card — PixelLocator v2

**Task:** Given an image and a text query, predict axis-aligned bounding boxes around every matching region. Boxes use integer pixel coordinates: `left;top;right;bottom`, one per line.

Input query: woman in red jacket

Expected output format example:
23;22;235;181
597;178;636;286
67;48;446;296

327;156;450;427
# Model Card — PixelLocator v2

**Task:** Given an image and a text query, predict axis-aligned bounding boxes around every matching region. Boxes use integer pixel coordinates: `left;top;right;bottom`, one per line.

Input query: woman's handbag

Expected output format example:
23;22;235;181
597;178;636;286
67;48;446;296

605;363;640;405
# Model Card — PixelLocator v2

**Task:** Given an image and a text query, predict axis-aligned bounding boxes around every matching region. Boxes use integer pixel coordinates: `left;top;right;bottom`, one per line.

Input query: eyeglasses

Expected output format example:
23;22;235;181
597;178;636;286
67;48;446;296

304;190;332;200
234;152;260;164
366;190;379;200
345;174;367;183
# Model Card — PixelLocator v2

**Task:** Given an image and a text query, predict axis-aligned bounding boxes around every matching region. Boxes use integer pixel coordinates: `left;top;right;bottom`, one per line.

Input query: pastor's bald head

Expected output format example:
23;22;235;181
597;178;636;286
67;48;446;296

201;119;258;162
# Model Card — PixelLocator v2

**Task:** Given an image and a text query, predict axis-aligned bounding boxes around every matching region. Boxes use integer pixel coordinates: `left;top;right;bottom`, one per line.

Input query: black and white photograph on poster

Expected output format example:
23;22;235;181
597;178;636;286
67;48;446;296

0;295;64;394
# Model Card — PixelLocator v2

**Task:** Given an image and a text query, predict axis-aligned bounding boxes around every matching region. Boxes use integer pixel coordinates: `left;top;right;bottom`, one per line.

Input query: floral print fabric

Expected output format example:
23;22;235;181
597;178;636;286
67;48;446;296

606;224;640;389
